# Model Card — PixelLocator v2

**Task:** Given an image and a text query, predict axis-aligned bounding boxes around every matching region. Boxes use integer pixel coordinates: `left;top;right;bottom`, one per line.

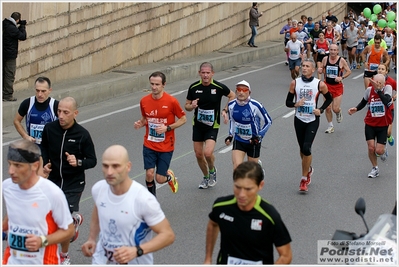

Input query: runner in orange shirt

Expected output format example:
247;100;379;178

134;71;187;196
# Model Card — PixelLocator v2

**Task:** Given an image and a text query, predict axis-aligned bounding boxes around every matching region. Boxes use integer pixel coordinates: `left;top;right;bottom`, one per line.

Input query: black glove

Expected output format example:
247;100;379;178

19;20;27;25
225;135;233;143
251;136;262;146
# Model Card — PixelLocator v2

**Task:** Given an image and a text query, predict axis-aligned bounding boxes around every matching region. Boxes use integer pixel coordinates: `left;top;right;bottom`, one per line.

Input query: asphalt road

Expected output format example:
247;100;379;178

2;53;397;265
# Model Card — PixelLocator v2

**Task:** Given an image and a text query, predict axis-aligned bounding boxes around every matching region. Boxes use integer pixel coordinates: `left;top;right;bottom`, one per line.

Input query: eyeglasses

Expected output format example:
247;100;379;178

236;87;249;93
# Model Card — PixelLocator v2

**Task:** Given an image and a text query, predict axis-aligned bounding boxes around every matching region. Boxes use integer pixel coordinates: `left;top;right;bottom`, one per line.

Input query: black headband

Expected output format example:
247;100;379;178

7;147;40;163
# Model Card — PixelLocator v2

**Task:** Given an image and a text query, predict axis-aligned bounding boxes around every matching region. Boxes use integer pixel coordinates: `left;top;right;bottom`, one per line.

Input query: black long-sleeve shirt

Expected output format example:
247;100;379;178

41;120;97;193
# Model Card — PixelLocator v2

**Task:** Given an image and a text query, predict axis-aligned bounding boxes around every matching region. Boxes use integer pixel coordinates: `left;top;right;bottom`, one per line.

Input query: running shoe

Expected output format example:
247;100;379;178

306;166;314;185
368;167;379;178
388;135;395;146
380;148;388;162
167;169;179;193
299;179;308;192
70;213;83;243
199;178;209;189
325;126;334;133
336;109;343;123
208;167;217;187
60;254;71;265
285;61;289;66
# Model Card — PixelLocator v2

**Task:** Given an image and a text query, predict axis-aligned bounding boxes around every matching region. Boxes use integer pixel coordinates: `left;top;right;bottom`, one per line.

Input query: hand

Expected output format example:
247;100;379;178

191;98;199;109
19;20;27;25
250;136;262;146
348;107;357;115
225;135;233;145
369;79;383;90
113;246;135;264
65;152;77;167
155;124;166;134
81;240;97;257
334;76;343;83
25;234;41;251
222;110;229;124
43;161;52;176
296;97;305;107
134;120;143;129
25;135;36;143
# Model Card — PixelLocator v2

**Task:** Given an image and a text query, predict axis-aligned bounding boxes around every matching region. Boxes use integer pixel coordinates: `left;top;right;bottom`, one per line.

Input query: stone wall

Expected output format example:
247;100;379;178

2;2;347;92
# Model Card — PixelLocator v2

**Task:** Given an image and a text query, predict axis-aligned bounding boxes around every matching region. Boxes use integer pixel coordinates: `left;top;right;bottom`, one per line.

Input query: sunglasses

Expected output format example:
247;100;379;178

236;87;250;93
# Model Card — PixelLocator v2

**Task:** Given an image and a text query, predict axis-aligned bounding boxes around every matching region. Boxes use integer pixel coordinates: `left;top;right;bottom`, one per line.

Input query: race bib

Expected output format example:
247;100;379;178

227;256;262;265
29;124;45;144
103;241;123;264
369;63;379;71
9;232;40;260
326;65;339;78
147;122;165;142
197;108;215;126
290;49;299;55
298;105;314;115
370;101;385;117
234;122;252;140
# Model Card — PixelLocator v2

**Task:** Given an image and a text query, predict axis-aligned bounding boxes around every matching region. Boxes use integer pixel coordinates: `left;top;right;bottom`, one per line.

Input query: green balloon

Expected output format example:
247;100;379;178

373;4;382;14
364;7;372;18
370;14;378;22
387;11;396;22
388;20;396;30
378;19;387;28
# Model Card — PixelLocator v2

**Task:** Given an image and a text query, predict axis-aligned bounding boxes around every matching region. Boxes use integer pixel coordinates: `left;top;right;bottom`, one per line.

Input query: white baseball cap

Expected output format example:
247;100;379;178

236;80;251;91
368;21;374;26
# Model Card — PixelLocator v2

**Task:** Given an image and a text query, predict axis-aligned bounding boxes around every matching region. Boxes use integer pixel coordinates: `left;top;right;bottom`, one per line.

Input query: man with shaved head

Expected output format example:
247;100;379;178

81;145;175;264
41;96;97;264
348;74;393;178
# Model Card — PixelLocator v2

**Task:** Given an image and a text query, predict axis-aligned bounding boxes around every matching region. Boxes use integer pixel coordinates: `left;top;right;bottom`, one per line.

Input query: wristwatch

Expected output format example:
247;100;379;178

136;245;143;257
40;235;48;247
319;108;324;114
166;126;172;132
77;159;82;166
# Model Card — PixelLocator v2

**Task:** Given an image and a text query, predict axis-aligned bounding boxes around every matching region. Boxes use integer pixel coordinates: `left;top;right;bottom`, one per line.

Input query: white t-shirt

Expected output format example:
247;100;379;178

91;180;165;265
2;177;72;265
286;40;304;60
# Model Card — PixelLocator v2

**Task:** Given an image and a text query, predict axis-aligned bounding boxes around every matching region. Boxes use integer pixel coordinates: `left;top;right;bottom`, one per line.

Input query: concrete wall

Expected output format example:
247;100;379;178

2;2;347;92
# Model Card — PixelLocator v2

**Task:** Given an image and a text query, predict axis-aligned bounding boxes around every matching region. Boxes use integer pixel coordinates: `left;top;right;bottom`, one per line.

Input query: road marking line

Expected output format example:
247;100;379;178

283;110;295;118
219;145;232;153
353;73;363;79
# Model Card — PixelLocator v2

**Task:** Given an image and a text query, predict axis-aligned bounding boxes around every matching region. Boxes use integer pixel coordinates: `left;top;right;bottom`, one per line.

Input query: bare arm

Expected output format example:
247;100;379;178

339;58;351;80
14;112;35;142
382;50;390;67
25;223;74;252
81;205;101;257
113;218;175;264
185;98;198;112
134;115;147;129
204;219;219;264
156;115;187;134
275;243;292;264
222;91;236;124
2;214;8;231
